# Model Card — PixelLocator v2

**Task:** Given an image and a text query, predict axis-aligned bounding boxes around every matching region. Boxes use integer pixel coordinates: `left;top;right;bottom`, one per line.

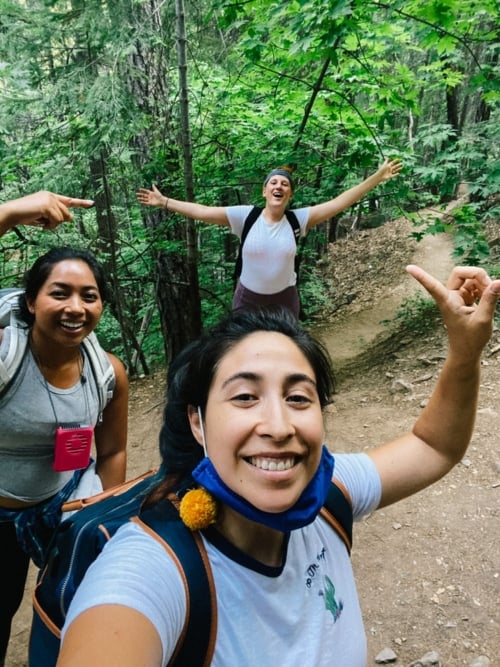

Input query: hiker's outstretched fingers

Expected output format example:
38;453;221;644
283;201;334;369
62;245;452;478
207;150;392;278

407;264;500;358
407;264;494;308
405;265;448;307
35;193;95;229
445;265;491;301
476;278;500;323
136;184;165;208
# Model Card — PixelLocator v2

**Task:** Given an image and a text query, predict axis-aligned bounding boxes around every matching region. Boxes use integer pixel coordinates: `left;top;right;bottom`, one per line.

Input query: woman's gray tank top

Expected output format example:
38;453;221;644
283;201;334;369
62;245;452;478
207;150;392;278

0;348;101;502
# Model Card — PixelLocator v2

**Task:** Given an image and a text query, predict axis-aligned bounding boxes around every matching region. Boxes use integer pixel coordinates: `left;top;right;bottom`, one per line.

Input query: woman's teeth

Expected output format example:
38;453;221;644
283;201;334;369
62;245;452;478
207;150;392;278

250;456;295;471
61;321;84;330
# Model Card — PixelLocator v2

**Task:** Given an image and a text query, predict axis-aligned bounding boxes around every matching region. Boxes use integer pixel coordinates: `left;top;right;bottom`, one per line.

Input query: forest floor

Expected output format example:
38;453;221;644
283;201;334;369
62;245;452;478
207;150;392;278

8;202;500;667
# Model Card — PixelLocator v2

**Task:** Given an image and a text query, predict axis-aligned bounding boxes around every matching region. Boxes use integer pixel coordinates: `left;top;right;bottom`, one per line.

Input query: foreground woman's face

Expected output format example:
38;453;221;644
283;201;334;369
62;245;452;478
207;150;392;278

199;331;324;515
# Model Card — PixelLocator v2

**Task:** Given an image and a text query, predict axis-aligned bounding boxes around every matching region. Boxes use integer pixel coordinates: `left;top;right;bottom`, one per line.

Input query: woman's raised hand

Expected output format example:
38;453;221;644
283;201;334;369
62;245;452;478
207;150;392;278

136;184;167;209
406;264;500;360
376;158;403;183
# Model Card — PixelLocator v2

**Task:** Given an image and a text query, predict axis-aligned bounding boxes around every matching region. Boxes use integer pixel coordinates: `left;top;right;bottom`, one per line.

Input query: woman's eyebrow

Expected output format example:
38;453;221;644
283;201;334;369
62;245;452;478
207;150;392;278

47;281;70;288
221;372;259;389
221;371;317;389
47;281;97;290
286;373;317;389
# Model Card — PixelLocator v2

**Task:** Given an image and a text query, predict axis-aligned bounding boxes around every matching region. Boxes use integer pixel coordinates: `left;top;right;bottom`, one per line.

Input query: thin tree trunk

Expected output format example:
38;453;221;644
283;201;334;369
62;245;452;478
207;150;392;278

175;0;202;336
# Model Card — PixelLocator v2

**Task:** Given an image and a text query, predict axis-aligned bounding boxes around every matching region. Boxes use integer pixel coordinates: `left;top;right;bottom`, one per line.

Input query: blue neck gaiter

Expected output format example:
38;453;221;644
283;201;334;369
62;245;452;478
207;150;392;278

191;445;334;533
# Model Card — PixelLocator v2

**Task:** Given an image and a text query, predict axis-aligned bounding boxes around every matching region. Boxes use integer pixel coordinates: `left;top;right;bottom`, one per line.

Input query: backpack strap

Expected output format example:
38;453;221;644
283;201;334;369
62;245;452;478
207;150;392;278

81;332;115;415
320;479;353;555
284;209;303;278
0;287;23;326
0;288;29;393
134;498;217;667
233;206;262;282
283;210;301;243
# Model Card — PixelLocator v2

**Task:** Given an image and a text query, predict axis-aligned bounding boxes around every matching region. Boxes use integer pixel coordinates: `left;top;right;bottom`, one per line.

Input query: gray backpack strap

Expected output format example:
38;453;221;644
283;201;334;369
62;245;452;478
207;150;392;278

0;287;24;327
0;289;29;392
81;332;115;414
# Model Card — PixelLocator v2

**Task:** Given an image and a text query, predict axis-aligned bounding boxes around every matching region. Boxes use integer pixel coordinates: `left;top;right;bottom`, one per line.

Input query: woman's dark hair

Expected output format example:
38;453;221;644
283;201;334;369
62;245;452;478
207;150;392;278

159;307;335;479
17;247;108;325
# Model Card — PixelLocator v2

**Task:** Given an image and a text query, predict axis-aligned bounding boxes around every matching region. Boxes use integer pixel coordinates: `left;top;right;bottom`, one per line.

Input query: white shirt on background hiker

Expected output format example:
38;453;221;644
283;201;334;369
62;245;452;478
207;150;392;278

226;205;309;294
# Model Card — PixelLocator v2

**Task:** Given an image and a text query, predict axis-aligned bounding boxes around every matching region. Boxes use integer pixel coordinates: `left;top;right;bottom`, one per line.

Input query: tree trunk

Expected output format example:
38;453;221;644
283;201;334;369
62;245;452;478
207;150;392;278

175;0;202;337
88;150;146;374
126;0;202;362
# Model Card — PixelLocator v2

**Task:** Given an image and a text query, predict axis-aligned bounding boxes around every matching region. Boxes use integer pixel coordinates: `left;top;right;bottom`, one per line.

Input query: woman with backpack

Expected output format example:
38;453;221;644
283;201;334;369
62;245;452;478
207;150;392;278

58;263;499;666
0;192;128;666
136;158;402;318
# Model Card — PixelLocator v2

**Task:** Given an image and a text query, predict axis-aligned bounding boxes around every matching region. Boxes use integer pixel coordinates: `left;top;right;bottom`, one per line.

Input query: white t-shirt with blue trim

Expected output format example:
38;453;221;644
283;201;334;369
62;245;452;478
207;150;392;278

62;453;381;666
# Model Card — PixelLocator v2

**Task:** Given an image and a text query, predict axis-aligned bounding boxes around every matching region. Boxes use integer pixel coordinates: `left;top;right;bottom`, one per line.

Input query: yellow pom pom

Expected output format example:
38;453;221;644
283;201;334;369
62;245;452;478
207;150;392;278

179;487;218;531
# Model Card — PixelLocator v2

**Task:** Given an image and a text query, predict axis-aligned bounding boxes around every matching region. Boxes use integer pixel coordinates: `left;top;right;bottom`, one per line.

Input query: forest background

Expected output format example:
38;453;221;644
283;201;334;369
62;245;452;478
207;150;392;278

0;0;498;376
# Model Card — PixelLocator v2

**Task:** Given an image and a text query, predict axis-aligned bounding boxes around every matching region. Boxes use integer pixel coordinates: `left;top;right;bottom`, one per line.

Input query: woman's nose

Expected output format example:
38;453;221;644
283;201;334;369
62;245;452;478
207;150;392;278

255;400;295;441
65;295;85;313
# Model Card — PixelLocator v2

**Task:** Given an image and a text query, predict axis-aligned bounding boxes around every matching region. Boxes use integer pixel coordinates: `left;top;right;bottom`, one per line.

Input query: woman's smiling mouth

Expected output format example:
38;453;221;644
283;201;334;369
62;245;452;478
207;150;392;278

248;456;296;471
60;320;85;332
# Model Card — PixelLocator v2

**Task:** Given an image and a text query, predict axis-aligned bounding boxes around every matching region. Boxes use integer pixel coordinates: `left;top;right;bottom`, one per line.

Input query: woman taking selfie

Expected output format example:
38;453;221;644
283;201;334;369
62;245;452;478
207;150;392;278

58;263;498;666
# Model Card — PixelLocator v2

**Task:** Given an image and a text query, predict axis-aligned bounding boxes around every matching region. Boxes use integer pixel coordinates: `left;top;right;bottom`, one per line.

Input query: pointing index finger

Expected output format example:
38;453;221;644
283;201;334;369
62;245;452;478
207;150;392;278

54;194;95;209
405;264;448;304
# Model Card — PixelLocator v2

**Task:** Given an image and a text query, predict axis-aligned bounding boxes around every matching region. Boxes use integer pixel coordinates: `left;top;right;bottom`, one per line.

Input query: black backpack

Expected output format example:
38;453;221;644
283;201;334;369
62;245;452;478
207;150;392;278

29;470;352;666
233;206;302;283
29;470;217;666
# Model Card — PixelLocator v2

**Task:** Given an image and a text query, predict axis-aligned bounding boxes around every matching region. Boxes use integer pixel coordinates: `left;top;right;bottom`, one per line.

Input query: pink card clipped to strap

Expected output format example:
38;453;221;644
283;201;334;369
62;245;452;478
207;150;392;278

53;424;94;472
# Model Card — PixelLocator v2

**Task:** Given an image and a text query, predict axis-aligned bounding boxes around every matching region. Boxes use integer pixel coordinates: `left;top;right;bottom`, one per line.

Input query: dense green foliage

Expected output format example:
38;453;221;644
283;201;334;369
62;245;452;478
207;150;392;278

0;0;498;372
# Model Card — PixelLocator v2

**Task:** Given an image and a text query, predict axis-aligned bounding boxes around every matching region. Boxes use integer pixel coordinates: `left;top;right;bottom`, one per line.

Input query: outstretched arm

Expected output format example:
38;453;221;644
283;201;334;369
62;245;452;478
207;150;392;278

136;184;229;226
0;191;94;237
57;605;162;666
369;264;500;508
306;158;402;230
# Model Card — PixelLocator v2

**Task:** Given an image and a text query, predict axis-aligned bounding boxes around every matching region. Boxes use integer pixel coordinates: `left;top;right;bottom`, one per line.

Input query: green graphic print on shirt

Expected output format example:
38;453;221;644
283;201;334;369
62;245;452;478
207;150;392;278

321;575;344;622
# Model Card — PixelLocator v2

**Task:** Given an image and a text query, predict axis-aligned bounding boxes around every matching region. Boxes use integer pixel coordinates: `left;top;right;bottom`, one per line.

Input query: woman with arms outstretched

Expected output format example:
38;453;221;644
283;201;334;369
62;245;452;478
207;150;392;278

137;159;402;318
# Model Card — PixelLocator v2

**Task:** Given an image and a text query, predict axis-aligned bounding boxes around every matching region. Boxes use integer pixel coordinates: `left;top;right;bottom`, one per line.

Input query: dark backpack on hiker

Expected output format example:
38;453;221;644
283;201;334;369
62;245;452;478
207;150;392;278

233;206;302;283
29;470;353;666
29;470;218;666
0;287;114;407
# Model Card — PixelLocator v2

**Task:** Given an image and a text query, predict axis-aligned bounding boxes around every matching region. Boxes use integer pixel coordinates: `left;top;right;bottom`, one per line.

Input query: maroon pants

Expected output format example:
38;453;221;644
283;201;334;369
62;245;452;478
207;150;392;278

232;282;300;319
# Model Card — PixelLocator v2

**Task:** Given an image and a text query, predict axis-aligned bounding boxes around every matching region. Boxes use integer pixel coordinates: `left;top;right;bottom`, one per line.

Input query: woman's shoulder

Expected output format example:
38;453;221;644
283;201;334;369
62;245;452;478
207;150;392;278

287;207;309;233
225;205;256;232
105;352;128;384
225;204;255;216
332;452;382;519
63;520;187;659
85;520;185;582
